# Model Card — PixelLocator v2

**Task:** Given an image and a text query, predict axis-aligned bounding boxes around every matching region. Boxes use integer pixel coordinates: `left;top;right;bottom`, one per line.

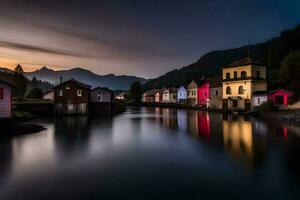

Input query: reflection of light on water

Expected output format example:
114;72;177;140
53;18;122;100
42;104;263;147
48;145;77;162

11;124;55;178
177;110;187;131
223;118;253;163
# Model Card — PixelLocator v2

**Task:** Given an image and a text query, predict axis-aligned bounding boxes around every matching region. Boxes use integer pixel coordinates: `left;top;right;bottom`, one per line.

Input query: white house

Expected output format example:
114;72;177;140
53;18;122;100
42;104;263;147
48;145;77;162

43;90;54;101
0;80;13;118
162;87;177;103
251;91;268;108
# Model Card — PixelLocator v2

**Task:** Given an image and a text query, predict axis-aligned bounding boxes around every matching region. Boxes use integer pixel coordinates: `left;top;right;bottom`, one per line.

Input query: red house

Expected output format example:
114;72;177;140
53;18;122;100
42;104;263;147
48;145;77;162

267;89;294;106
197;81;210;107
0;80;13;118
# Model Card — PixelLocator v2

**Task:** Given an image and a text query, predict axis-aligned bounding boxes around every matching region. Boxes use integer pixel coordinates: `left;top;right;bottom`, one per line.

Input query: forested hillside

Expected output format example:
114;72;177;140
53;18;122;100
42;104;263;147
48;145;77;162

143;24;300;91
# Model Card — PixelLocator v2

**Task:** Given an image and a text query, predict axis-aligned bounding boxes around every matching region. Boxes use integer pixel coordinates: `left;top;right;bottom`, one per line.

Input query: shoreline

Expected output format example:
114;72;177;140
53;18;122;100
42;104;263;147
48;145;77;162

0;119;46;137
128;102;300;124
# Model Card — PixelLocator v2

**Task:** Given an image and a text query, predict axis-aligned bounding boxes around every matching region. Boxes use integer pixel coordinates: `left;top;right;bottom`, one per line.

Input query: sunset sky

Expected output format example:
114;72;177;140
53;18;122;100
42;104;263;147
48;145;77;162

0;0;299;78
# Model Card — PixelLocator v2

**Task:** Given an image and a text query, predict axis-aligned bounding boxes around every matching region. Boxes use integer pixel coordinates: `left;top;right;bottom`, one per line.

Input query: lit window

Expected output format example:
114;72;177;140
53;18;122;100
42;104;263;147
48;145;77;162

226;86;231;95
0;88;3;100
98;92;102;101
66;86;70;90
58;90;63;96
77;90;82;97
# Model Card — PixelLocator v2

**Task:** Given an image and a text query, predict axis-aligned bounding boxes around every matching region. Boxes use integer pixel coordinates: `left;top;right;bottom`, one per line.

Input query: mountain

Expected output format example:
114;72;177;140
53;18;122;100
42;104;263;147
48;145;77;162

143;24;300;90
25;67;146;90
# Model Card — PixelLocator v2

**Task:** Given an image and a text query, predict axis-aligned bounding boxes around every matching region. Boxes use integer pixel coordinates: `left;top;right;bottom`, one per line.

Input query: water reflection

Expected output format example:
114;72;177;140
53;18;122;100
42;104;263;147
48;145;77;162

0;107;300;199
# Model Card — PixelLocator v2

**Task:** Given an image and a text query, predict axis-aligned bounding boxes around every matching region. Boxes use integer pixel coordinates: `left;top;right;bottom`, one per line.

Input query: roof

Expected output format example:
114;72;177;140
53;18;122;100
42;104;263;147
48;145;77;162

43;89;54;95
144;89;160;96
91;87;112;93
53;79;91;89
267;89;294;95
0;79;17;88
224;56;265;68
252;91;269;96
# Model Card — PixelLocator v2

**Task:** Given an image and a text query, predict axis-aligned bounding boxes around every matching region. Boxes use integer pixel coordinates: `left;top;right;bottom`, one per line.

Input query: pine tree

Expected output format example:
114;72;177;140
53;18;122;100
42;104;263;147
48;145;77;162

14;64;24;74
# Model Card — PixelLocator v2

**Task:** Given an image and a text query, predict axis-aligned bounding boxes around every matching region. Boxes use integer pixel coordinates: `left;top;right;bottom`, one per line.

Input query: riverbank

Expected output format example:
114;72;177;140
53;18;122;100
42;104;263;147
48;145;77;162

254;109;300;124
0;119;46;137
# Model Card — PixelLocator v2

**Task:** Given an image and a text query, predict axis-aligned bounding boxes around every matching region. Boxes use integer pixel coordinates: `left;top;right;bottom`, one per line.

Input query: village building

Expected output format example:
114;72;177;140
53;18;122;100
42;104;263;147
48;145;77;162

177;86;187;104
142;89;160;103
162;87;177;103
222;56;267;111
252;89;294;108
53;79;91;115
209;78;223;109
187;80;199;105
0;80;13;118
43;90;54;101
251;91;268;108
197;81;210;107
155;89;164;103
90;87;112;113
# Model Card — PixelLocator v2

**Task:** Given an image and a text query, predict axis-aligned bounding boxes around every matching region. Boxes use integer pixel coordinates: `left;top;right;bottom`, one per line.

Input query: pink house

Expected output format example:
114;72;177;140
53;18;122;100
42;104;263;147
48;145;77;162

197;81;210;107
0;80;13;118
267;89;294;106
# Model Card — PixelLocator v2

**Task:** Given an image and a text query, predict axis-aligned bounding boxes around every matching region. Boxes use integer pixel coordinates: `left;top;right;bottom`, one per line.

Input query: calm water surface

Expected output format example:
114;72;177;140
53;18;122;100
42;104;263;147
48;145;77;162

0;107;300;199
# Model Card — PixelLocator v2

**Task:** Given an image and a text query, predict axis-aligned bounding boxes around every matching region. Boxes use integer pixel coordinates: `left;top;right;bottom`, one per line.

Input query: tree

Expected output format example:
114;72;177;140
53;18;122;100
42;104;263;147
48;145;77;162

279;50;300;93
129;81;142;103
32;76;38;88
26;88;43;99
14;64;24;75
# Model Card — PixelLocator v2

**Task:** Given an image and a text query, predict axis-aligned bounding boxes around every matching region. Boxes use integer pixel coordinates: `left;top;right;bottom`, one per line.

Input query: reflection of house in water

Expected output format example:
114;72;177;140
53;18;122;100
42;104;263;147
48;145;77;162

222;116;267;167
197;112;211;139
160;108;178;129
177;109;187;131
187;110;199;137
0;141;13;186
222;116;254;164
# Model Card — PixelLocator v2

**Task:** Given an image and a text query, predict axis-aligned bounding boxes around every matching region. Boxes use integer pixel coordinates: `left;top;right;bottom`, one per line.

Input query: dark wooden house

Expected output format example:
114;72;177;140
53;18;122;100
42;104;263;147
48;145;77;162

53;79;91;115
90;87;112;114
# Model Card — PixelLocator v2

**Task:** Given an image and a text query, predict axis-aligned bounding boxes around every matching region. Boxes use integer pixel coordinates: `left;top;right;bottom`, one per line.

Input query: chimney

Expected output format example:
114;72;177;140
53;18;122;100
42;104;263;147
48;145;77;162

60;76;63;84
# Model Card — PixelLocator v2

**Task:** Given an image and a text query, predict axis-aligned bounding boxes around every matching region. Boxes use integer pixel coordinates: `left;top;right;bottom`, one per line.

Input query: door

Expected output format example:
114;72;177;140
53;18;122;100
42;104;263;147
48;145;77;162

232;100;238;108
275;96;284;105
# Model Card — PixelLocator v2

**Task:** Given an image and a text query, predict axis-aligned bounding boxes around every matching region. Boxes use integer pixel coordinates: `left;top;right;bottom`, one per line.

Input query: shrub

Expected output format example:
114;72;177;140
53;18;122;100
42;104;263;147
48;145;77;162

26;88;43;99
259;102;277;111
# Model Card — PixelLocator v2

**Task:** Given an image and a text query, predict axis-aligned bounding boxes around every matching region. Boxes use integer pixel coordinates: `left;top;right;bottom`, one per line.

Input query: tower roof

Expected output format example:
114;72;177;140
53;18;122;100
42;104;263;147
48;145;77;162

225;56;265;68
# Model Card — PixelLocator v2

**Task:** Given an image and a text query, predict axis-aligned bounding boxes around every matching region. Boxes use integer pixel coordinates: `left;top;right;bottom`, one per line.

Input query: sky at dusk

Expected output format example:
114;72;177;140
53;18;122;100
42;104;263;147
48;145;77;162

0;0;299;78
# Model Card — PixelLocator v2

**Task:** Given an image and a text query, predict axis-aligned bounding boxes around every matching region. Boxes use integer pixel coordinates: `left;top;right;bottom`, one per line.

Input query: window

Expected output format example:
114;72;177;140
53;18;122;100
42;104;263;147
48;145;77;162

66;86;70;90
58;90;63;96
226;86;231;95
215;90;218;96
204;92;207;96
241;71;247;78
258;98;260;104
226;73;230;80
0;88;3;100
256;70;260;78
238;86;244;94
77;90;82;97
97;92;102;101
234;71;238;79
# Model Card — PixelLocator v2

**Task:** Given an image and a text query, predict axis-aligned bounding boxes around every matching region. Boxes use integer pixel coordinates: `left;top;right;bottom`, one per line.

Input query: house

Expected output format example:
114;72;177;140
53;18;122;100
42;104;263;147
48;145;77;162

115;92;126;100
90;87;112;113
187;80;199;105
177;86;187;104
268;89;294;106
162;87;177;103
209;77;223;109
197;81;210;107
142;89;160;103
222;56;267;111
0;80;13;118
251;91;268;108
155;89;164;103
53;79;91;115
43;90;54;101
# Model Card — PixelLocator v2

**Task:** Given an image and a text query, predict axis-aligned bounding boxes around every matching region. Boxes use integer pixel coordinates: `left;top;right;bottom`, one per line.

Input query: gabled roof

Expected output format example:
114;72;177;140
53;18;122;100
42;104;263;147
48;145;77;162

91;87;112;93
267;89;294;95
144;89;160;96
224;56;265;68
53;79;91;89
0;79;17;88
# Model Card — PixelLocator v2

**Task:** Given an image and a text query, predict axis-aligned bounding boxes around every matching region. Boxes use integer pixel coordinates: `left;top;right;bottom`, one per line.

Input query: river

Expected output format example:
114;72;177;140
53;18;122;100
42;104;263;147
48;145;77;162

0;107;300;199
